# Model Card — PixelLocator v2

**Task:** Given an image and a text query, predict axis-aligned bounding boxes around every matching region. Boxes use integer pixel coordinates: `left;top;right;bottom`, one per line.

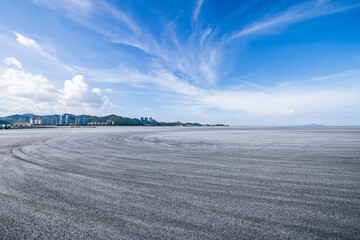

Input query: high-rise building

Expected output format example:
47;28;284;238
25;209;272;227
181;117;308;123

75;117;84;125
65;115;69;125
140;117;157;125
42;117;56;125
59;115;64;125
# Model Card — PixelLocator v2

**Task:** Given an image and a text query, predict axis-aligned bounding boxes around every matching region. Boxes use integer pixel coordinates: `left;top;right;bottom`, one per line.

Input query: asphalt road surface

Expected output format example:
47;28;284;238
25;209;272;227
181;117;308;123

0;127;359;239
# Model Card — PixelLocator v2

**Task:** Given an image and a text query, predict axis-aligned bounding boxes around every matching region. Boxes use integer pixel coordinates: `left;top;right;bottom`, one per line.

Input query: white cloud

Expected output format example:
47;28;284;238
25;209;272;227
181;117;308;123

103;95;121;109
14;32;41;49
84;62;360;117
230;1;360;39
0;59;58;102
100;1;141;35
59;75;103;106
0;60;107;115
193;0;205;22
17;0;360;123
4;57;22;69
33;0;221;87
0;67;58;114
66;0;93;13
192;89;360;115
33;0;94;16
287;109;294;114
92;88;102;95
13;31;75;73
82;64;201;96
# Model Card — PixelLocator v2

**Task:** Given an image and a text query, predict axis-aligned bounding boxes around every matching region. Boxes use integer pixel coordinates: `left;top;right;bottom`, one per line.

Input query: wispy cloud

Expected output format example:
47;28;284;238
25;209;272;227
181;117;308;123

81;61;360;116
24;0;360;122
14;31;41;49
32;0;94;16
61;0;360;117
4;57;22;69
193;0;205;22
230;0;360;39
100;1;141;35
59;0;360;91
33;0;221;86
193;87;360;115
13;32;74;73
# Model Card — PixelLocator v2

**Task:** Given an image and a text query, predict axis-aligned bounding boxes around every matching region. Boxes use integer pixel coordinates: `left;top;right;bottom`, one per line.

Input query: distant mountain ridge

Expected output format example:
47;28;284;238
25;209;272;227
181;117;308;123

0;113;228;126
0;113;141;126
0;114;39;122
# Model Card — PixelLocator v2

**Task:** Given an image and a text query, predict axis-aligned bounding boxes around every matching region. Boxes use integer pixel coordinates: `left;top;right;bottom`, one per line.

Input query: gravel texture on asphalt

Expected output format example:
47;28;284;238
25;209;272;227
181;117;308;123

0;127;359;239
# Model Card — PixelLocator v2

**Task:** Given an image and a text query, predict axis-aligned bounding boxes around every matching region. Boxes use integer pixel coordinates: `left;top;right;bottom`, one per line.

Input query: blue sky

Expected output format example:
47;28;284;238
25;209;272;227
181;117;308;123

0;0;359;125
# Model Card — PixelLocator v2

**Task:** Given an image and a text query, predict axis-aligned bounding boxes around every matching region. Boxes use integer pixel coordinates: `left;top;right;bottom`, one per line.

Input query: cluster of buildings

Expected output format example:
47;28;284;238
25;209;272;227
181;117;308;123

74;117;87;126
3;114;165;129
30;116;59;125
29;115;88;126
140;117;158;125
88;120;114;126
59;115;70;125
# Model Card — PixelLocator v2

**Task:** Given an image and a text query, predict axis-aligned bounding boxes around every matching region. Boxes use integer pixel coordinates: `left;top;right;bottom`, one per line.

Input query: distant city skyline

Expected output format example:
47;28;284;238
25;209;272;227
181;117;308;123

0;0;359;125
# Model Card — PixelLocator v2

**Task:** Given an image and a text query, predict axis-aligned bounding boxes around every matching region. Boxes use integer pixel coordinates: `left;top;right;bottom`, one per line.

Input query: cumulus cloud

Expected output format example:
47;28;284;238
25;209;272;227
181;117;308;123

0;68;58;102
0;65;58;114
92;88;102;95
58;75;103;108
0;59;109;115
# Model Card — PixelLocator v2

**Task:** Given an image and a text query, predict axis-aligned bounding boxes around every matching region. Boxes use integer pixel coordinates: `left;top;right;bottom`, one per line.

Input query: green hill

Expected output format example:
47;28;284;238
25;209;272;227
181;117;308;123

87;115;140;125
0;120;11;125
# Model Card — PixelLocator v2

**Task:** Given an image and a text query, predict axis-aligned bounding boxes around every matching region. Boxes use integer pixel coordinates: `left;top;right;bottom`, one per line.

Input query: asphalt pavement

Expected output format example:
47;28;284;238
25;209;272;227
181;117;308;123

0;127;359;239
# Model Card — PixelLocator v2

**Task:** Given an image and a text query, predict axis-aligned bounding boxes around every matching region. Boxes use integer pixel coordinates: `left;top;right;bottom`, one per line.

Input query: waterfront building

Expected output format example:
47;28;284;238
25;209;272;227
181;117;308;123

59;115;65;125
34;118;42;125
74;117;87;125
140;117;158;125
